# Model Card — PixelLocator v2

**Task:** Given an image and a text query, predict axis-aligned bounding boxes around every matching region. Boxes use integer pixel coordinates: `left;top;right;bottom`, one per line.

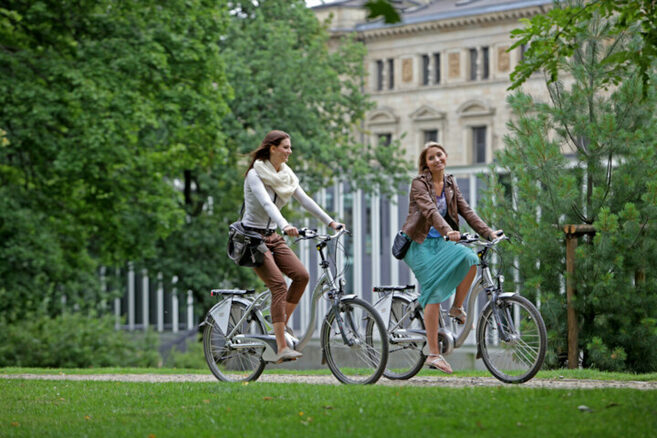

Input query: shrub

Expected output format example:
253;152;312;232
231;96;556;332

162;335;206;369
0;313;160;368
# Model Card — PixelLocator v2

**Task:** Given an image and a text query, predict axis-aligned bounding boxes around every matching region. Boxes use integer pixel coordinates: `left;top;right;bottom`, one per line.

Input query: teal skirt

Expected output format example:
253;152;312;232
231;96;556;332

403;235;478;308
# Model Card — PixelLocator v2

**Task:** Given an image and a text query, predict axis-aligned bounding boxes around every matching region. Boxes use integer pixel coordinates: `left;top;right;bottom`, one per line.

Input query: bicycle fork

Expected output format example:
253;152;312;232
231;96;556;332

489;290;513;343
331;300;357;347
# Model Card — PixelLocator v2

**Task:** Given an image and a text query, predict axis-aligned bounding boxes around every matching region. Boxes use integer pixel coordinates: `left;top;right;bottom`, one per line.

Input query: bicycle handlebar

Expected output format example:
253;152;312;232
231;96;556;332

446;231;508;246
294;226;350;242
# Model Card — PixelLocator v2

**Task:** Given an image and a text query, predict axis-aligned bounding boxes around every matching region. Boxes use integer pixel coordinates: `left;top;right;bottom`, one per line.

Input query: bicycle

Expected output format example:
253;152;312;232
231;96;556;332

201;227;389;384
373;232;547;383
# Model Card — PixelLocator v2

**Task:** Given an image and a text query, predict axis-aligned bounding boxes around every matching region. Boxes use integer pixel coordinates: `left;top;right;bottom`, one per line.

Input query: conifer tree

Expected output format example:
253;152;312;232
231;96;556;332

482;12;657;372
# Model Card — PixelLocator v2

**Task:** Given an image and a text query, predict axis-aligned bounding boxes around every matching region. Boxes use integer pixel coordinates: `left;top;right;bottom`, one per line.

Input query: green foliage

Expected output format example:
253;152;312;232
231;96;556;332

0;0;231;321
149;0;412;313
0;313;160;368
222;0;409;194
0;0;412;331
364;0;402;24
510;0;657;92
162;335;206;369
482;13;657;372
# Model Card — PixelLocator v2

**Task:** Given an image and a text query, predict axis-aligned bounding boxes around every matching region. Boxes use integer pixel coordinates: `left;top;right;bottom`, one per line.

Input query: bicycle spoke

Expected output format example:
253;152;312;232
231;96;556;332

322;298;388;384
383;297;425;380
479;295;546;383
203;302;266;382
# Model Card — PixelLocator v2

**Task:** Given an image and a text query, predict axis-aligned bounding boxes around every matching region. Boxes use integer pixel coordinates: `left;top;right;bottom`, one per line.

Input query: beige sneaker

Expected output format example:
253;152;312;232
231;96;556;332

274;347;302;364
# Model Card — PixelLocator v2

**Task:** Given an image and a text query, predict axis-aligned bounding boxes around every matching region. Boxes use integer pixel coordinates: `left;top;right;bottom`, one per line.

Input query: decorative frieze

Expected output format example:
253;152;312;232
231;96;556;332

358;7;546;41
497;46;510;72
448;52;461;79
402;58;413;83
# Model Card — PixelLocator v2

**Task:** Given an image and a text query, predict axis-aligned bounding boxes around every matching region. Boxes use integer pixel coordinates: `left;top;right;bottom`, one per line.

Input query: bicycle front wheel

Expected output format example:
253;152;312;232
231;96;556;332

383;296;425;380
203;301;266;382
477;294;547;383
321;297;389;384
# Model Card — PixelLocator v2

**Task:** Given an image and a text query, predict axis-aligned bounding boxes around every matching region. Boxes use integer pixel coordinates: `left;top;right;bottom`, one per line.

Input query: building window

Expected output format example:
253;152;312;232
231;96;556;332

423;130;438;143
472;126;487;164
387;59;394;89
482;46;489;79
377;133;392;147
376;60;384;91
422;55;430;85
421;53;441;85
433;53;441;84
469;48;478;81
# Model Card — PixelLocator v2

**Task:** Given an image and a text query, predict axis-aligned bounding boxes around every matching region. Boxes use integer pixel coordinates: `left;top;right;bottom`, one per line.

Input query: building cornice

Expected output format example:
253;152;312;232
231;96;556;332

357;6;546;41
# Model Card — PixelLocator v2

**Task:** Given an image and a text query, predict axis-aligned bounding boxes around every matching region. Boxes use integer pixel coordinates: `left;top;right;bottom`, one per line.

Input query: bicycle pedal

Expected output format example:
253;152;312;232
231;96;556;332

275;357;298;364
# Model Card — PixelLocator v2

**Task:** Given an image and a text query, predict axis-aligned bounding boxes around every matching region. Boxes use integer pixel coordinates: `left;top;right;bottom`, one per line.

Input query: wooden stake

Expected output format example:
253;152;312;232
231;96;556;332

565;232;578;369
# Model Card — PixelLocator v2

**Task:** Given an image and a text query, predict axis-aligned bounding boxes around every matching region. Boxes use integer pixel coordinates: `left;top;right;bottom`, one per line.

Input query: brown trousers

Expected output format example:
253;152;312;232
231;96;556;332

253;233;309;324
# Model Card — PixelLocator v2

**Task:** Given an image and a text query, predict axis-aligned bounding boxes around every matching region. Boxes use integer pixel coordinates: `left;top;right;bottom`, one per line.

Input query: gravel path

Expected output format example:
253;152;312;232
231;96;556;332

2;373;656;390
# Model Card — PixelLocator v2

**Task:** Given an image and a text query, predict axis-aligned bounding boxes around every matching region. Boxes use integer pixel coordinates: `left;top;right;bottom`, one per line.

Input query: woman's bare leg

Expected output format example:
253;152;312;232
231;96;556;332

424;303;440;355
284;302;297;325
454;265;476;308
273;322;287;352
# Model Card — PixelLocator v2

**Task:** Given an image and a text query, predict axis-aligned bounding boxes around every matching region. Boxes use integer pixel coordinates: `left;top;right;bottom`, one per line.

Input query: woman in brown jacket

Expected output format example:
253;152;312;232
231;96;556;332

401;142;502;373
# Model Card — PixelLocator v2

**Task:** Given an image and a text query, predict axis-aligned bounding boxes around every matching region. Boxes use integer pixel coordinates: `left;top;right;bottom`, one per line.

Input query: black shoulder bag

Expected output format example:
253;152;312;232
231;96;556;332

392;230;411;260
227;194;277;268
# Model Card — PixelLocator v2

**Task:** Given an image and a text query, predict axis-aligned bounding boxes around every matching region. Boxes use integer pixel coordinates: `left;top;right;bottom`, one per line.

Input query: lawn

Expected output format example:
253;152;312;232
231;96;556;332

1;369;656;437
2;366;657;381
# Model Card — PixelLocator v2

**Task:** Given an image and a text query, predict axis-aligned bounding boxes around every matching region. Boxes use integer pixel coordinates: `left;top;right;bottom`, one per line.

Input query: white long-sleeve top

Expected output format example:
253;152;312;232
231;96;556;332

242;169;334;231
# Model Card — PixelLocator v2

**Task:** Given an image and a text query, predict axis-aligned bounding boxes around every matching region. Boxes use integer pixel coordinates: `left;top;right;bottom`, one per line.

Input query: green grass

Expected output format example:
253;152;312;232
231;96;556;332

3;367;657;381
1;377;655;437
0;367;211;375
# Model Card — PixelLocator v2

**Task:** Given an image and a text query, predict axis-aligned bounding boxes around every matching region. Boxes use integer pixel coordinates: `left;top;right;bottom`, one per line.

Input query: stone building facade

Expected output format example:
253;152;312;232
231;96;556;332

314;0;551;164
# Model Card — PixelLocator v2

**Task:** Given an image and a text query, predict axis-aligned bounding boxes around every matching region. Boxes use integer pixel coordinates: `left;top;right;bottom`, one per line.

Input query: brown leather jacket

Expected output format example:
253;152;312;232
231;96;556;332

401;171;494;244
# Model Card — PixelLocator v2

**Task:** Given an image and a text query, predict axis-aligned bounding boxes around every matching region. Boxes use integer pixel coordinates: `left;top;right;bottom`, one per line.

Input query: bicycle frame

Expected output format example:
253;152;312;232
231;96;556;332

377;234;512;354
206;228;350;353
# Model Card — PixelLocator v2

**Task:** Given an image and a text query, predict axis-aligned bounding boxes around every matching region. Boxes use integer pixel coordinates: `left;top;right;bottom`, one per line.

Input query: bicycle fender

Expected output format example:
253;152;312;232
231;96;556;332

339;294;358;302
231;296;269;329
208;297;233;335
373;293;394;329
498;292;517;299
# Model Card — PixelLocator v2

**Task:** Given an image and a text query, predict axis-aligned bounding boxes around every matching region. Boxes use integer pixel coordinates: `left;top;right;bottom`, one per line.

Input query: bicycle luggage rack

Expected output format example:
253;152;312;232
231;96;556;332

210;289;255;296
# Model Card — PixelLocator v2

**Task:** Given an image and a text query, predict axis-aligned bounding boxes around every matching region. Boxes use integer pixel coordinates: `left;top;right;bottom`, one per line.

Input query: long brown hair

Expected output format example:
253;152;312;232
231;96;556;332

418;142;447;173
245;130;290;176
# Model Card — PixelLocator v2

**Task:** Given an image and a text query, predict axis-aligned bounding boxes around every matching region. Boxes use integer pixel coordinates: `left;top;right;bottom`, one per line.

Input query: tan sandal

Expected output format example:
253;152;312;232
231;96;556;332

425;354;453;374
448;305;467;325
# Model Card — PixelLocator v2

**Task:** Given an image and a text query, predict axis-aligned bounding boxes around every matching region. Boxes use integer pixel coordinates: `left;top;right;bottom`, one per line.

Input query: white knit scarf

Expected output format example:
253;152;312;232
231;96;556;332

253;159;299;204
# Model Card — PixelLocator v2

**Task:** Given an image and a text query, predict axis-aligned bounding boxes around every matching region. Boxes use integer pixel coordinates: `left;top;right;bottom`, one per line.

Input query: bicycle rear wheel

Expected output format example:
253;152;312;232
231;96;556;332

383;296;425;380
477;294;546;383
321;297;389;384
203;301;266;382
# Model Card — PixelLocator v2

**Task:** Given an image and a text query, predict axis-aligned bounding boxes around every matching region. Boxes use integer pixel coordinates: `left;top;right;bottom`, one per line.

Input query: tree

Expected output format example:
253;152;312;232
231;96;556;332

147;0;412;311
482;11;657;371
364;0;402;24
509;0;657;92
0;0;232;321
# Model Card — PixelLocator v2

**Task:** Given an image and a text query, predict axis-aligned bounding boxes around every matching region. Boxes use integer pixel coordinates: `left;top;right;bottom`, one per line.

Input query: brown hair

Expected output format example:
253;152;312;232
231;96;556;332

418;142;447;173
245;130;291;176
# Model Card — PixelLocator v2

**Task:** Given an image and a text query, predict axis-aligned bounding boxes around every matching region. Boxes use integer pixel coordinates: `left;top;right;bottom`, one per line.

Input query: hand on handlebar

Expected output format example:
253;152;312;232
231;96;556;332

283;225;299;237
446;230;461;242
329;221;345;231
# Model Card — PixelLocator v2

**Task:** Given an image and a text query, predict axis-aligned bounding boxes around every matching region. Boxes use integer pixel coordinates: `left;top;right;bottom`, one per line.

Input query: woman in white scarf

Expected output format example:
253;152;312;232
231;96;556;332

242;130;344;363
